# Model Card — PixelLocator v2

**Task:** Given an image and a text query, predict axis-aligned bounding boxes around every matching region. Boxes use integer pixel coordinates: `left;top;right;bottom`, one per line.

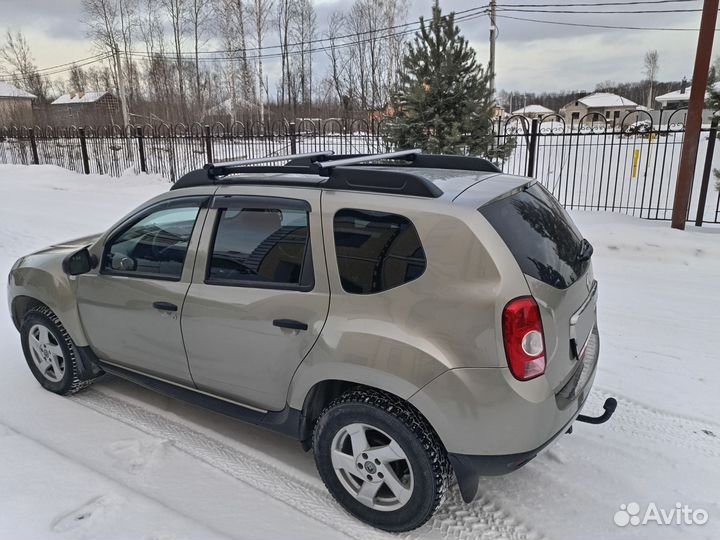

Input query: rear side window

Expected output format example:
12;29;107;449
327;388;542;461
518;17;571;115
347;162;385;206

333;209;426;294
480;184;588;289
207;207;312;288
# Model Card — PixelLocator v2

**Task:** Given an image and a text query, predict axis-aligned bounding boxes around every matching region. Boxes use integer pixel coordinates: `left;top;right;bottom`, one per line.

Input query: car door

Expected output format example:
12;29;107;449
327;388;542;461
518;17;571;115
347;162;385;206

181;187;330;411
76;195;209;385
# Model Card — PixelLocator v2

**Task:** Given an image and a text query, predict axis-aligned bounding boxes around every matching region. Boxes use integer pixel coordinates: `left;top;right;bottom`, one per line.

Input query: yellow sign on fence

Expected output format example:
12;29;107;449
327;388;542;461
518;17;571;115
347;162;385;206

632;149;641;178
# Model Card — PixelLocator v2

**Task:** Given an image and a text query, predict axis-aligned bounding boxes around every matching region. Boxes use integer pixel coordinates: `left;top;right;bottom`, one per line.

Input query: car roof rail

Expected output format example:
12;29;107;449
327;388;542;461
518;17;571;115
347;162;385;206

171;149;499;198
205;150;334;178
312;149;423;175
287;150;501;174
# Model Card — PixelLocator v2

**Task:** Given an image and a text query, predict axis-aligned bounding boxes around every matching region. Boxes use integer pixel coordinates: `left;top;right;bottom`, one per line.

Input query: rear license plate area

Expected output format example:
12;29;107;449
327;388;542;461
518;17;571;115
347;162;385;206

570;280;598;360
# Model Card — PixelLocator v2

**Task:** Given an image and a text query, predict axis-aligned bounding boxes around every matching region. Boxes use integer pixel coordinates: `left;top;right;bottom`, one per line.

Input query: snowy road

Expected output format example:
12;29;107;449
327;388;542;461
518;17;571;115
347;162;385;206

1;165;718;540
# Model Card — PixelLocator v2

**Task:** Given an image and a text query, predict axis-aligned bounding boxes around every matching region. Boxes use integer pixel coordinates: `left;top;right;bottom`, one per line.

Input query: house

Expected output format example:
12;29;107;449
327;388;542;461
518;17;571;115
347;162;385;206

655;78;719;110
50;91;121;127
561;92;637;125
0;82;35;126
491;104;507;120
511;104;554;119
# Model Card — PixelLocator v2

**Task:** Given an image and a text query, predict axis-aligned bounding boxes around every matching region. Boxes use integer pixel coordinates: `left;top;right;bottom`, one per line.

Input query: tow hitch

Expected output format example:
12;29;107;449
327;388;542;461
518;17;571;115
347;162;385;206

577;397;617;424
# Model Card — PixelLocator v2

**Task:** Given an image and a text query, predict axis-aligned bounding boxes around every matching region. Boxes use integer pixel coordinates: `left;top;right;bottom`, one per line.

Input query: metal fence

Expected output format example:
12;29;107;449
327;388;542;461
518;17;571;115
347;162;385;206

1;111;718;224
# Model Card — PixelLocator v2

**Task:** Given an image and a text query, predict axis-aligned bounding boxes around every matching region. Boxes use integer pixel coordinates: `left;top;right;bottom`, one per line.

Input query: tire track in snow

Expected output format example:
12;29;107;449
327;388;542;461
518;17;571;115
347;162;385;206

586;389;720;458
72;388;539;540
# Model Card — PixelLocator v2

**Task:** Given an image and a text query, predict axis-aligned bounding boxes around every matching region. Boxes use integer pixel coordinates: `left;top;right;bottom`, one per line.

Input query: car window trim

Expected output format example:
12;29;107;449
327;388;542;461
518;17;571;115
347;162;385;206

203;197;315;292
100;195;209;282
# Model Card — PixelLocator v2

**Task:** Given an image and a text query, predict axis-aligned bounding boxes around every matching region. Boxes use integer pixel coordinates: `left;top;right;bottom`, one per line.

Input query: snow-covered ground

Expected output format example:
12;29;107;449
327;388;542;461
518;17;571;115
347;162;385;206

0;164;718;540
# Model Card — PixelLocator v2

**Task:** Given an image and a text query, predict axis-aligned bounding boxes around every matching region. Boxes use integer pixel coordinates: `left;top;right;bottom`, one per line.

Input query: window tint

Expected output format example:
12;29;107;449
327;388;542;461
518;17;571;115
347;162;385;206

208;207;311;287
333;209;426;294
480;184;589;289
103;203;200;280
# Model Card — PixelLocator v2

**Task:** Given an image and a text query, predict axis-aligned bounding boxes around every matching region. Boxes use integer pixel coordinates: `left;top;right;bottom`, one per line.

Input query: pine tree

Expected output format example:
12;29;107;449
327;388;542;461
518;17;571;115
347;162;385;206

387;1;510;159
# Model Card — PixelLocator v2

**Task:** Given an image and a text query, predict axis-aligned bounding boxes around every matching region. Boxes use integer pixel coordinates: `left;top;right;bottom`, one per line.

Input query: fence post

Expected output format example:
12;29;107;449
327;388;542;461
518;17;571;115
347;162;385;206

78;127;90;175
28;128;39;165
136;126;147;173
288;122;298;154
694;118;718;226
204;124;213;164
526;118;539;178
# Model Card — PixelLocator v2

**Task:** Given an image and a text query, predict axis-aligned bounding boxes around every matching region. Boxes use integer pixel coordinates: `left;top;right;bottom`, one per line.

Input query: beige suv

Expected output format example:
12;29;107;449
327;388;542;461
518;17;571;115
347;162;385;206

7;150;614;531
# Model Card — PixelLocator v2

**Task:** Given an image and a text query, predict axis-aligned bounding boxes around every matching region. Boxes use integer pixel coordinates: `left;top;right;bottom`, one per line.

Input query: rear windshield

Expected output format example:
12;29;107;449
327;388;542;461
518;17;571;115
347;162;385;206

480;184;589;289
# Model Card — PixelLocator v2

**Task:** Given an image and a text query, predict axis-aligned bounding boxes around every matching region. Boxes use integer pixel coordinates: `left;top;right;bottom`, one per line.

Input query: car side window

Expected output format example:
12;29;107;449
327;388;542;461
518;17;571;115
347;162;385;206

103;202;202;281
207;206;312;289
333;209;426;294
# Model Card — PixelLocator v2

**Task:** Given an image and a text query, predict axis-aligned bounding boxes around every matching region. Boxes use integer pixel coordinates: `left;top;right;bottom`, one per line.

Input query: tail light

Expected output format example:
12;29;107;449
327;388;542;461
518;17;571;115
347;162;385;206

502;296;546;381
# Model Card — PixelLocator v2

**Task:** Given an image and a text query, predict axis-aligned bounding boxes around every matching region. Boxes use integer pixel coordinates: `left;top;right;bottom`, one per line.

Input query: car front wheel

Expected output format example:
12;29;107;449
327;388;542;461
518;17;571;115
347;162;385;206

20;306;95;395
312;388;451;532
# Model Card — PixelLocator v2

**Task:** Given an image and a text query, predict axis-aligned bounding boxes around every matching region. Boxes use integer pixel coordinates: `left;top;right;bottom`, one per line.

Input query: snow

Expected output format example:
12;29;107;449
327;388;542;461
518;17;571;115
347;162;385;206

0;82;35;99
51;92;112;105
1;164;719;539
511;104;555;115
577;92;638;109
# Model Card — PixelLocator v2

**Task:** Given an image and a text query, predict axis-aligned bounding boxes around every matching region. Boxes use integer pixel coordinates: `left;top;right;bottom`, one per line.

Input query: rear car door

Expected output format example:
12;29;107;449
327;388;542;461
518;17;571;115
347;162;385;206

77;196;209;385
181;187;330;411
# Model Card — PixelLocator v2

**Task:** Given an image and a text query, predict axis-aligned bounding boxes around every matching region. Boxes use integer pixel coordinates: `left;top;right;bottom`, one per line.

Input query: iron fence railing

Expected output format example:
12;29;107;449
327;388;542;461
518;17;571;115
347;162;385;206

1;111;718;224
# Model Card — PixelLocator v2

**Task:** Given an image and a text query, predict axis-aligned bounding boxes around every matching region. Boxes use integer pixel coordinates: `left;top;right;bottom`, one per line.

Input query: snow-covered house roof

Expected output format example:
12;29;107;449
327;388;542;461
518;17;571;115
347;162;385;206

51;91;113;105
0;82;36;99
577;92;637;109
655;82;719;105
512;104;554;115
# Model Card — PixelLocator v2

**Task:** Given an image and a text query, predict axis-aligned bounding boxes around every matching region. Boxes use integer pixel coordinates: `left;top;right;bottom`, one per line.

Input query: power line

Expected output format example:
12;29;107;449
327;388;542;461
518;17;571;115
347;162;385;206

125;10;490;62
503;0;699;6
133;5;490;58
0;54;113;83
497;6;704;13
495;13;718;30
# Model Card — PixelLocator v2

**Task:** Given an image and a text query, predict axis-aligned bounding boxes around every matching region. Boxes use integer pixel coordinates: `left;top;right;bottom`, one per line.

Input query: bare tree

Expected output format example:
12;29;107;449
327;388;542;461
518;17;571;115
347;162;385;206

292;0;316;110
0;30;49;101
188;0;212;112
250;0;274;124
68;65;89;92
161;0;189;119
643;49;660;109
324;11;351;114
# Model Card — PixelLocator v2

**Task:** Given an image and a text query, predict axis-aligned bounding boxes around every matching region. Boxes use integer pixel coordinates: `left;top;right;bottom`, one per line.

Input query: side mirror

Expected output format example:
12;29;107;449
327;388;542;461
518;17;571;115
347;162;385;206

62;247;96;276
110;254;136;272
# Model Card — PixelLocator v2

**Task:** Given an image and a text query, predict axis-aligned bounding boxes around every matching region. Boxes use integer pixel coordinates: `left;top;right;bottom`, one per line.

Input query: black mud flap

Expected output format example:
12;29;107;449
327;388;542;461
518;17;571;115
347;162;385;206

74;345;105;380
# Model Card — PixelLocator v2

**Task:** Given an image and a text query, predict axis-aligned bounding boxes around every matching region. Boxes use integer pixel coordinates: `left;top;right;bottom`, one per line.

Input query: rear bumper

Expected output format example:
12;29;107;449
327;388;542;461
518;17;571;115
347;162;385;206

447;408;579;502
409;329;600;501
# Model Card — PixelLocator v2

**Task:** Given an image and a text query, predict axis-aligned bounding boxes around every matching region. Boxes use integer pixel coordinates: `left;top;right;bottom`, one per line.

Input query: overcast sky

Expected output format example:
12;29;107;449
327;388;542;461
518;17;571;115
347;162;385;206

0;0;716;93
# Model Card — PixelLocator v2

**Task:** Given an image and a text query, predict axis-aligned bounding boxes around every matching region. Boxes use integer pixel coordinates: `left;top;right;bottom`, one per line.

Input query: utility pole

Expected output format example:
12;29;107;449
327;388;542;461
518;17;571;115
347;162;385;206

671;0;718;230
114;44;130;127
489;0;497;101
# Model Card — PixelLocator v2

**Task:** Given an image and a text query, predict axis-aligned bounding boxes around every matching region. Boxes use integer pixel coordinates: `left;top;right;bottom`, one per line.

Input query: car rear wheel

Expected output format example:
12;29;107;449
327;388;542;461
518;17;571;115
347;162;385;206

20;307;96;395
312;388;451;532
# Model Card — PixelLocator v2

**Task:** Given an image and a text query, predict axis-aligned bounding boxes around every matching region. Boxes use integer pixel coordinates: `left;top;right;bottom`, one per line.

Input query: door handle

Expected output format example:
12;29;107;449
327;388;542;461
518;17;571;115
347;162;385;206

153;301;178;312
273;319;308;331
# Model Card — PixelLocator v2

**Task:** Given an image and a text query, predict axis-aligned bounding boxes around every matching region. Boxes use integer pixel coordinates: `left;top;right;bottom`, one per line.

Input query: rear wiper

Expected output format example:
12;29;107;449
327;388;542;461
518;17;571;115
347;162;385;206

577;239;594;263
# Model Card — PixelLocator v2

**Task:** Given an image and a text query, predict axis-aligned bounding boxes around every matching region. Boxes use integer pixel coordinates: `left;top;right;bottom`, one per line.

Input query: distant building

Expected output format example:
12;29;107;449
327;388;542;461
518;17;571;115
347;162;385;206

655;78;719;110
50;91;121;127
561;92;637;124
491;104;507;120
0;82;35;126
511;104;554;119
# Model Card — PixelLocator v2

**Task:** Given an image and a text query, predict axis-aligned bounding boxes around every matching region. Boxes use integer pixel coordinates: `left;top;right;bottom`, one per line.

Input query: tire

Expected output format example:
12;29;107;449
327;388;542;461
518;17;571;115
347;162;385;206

312;388;451;532
20;306;96;395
